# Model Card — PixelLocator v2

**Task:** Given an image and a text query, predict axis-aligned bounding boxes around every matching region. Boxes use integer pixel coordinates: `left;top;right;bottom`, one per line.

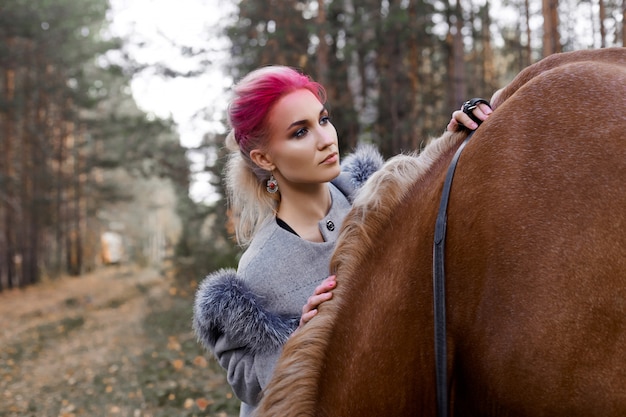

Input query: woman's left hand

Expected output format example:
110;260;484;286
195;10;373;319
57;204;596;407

447;100;493;131
299;275;337;328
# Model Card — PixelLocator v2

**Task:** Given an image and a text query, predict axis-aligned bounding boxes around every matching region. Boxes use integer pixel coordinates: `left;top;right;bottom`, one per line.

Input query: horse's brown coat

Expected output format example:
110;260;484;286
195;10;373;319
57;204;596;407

256;48;626;417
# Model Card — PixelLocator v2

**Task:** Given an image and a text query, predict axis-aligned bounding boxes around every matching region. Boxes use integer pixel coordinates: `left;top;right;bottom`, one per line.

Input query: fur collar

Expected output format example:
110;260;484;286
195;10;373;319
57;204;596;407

342;143;385;189
332;144;384;200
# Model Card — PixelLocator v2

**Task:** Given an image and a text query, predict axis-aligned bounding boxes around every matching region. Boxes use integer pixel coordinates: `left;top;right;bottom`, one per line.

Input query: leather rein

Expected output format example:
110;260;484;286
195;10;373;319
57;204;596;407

432;129;475;417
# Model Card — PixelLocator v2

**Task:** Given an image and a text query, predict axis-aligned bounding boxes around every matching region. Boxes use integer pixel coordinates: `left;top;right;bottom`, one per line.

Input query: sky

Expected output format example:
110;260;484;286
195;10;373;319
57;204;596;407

106;0;235;203
106;0;234;147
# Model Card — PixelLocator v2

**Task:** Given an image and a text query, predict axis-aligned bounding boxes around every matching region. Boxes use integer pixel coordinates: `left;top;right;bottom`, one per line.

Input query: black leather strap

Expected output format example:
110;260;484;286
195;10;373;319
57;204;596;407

432;130;475;417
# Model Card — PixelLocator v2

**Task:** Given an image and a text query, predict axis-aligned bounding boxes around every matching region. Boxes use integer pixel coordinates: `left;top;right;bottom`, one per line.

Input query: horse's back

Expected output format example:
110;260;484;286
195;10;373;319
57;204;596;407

447;57;626;415
256;50;626;417
491;47;626;107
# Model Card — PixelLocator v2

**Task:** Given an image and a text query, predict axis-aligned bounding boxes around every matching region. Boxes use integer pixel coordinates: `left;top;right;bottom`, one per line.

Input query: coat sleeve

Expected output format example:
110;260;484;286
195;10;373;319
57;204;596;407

192;269;299;405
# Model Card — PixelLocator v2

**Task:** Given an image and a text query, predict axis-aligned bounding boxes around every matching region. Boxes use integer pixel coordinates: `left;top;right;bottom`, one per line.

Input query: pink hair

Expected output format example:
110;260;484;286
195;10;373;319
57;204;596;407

228;66;327;150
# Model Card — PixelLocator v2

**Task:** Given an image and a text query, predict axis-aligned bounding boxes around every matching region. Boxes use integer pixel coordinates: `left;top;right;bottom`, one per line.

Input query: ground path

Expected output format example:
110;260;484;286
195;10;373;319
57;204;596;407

0;266;239;417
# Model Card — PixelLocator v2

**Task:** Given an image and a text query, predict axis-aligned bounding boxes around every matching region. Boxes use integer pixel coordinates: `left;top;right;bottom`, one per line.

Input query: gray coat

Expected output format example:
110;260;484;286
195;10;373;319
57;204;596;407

193;145;383;416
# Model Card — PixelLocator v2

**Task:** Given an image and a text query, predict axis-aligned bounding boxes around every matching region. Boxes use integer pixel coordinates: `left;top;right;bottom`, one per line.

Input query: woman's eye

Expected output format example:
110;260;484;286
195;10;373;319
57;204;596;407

320;115;331;125
294;128;307;138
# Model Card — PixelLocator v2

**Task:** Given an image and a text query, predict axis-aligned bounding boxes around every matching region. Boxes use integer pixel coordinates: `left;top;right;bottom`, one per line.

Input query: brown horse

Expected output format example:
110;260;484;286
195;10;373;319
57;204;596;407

256;48;626;417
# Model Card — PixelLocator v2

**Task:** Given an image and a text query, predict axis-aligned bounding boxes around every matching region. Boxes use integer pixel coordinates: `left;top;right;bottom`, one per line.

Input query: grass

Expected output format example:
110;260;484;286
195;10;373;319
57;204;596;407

137;290;241;417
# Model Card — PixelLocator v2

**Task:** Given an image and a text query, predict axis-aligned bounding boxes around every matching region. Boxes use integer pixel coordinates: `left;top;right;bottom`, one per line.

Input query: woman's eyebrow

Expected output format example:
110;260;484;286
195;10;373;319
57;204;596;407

286;106;327;131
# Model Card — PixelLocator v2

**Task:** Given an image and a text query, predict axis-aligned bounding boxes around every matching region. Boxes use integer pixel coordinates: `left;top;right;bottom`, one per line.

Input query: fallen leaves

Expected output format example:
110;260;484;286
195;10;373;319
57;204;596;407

193;355;208;368
171;359;184;371
182;397;214;411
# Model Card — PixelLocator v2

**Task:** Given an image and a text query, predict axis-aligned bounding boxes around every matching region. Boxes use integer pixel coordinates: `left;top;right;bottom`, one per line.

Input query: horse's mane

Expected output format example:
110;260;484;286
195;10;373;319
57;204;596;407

331;131;465;276
256;130;468;416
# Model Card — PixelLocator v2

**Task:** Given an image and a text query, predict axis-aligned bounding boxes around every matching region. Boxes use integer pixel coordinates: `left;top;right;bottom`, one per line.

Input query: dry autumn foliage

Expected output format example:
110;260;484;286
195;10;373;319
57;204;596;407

0;267;240;417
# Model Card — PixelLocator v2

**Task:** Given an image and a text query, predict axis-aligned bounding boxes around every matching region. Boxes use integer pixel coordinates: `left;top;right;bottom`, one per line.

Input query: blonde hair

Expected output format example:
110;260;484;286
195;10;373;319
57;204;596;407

224;131;278;246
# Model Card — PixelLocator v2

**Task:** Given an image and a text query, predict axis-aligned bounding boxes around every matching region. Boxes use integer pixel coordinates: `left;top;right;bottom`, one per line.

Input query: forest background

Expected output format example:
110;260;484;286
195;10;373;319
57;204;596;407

0;0;624;415
1;0;624;288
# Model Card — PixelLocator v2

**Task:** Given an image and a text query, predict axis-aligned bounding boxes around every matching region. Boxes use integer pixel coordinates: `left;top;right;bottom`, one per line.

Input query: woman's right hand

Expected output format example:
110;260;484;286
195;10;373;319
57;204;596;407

299;275;337;328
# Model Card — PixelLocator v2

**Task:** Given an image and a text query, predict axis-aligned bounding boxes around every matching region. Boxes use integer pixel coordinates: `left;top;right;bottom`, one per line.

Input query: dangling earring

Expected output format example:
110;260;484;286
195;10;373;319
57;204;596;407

266;174;279;194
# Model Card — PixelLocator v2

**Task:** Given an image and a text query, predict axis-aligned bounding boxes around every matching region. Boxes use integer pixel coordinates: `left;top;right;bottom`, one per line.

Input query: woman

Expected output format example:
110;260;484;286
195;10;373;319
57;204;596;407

193;65;488;416
192;66;383;416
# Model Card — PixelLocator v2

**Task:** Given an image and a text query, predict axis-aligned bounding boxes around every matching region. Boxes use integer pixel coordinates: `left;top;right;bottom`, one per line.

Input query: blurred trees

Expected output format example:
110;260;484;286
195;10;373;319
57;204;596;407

1;0;624;288
1;0;110;287
219;0;623;158
0;0;189;289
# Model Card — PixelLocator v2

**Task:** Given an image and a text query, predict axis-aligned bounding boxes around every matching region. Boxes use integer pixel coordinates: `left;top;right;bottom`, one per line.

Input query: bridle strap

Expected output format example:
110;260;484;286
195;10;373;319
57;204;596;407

432;130;475;417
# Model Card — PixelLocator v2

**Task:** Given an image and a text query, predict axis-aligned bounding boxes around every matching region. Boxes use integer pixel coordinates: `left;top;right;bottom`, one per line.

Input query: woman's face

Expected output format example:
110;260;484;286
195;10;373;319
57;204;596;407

263;89;340;189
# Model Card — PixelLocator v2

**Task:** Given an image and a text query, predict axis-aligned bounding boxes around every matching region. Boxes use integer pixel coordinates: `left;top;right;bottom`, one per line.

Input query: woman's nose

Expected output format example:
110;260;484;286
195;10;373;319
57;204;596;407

316;127;335;148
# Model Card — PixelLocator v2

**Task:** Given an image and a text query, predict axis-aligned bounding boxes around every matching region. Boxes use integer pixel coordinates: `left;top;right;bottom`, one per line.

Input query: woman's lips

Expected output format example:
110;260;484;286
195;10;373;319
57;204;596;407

321;153;338;164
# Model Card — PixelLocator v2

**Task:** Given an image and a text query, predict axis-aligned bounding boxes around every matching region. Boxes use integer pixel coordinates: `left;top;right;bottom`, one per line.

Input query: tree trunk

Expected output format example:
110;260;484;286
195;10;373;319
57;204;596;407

480;2;495;95
542;0;561;56
623;0;626;46
2;65;17;289
598;0;606;48
445;0;466;112
453;0;466;106
406;0;423;150
524;0;532;65
316;0;328;87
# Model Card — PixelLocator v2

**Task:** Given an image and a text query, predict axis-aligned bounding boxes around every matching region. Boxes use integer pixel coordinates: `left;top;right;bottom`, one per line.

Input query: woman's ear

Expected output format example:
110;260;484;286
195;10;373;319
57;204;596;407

250;149;275;172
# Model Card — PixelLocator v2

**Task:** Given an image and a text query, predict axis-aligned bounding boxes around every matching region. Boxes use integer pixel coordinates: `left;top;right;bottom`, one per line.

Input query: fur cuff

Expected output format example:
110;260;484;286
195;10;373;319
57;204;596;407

193;269;299;355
